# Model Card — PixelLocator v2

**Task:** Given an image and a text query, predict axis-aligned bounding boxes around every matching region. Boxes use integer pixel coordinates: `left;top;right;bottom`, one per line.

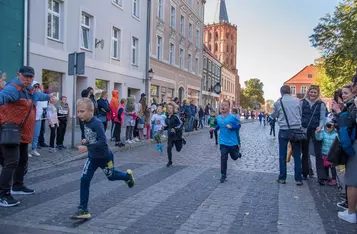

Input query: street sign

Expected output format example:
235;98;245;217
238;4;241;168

68;52;85;75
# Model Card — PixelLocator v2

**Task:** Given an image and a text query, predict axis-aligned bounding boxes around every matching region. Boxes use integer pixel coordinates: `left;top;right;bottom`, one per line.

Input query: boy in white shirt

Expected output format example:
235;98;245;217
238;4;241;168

151;106;166;152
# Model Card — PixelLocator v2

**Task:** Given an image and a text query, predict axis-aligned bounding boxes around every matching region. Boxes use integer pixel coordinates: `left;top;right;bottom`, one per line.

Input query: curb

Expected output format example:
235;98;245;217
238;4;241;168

28;120;254;173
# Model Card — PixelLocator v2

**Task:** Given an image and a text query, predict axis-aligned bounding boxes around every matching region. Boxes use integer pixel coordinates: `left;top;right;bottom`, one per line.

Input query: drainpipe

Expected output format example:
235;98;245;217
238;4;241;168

145;0;152;105
23;0;30;65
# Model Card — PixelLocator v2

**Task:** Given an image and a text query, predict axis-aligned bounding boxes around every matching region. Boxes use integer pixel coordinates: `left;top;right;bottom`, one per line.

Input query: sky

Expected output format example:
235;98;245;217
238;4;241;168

204;0;339;101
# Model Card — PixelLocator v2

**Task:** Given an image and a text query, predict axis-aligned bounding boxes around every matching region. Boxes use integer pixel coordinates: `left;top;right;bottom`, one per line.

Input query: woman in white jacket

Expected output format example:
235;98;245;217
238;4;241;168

46;96;59;153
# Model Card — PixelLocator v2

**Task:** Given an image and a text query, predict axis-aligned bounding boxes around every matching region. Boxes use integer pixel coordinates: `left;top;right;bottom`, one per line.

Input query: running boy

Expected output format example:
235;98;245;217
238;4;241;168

216;99;241;183
151;106;166;152
208;110;218;145
72;98;135;219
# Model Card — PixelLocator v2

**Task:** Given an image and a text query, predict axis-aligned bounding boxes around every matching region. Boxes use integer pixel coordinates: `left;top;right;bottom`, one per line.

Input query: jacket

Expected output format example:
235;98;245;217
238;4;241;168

0;78;50;143
164;114;183;141
300;99;325;129
271;94;302;130
57;101;69;122
47;103;59;126
84;117;110;160
336;102;356;157
315;129;338;155
110;90;119;121
97;98;110;121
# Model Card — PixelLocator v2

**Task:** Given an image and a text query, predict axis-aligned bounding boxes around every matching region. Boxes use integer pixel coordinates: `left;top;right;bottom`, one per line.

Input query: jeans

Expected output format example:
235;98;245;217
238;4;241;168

39;118;46;145
32;120;42;150
270;125;276;137
278;130;302;181
324;166;337;180
301;128;327;180
56;120;67;146
79;151;130;211
114;122;122;142
167;138;183;163
188;116;194;132
220;145;239;176
210;130;218;144
0;143;29;196
205;115;210;126
126;126;134;140
199;117;203;128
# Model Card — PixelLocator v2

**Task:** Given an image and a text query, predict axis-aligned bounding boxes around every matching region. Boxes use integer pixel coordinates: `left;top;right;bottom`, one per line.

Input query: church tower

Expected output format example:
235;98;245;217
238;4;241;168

204;0;237;72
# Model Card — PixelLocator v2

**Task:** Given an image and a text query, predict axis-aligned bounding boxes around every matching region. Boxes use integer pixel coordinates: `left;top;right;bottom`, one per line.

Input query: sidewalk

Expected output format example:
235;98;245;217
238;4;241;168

27;118;254;172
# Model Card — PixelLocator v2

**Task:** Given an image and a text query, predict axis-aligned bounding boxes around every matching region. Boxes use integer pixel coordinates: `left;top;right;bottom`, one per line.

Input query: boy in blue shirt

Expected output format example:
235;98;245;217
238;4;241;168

72;98;135;219
216;100;241;183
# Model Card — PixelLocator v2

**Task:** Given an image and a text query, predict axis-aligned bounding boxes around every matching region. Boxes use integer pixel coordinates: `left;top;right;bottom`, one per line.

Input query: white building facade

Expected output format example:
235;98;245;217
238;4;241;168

29;0;148;104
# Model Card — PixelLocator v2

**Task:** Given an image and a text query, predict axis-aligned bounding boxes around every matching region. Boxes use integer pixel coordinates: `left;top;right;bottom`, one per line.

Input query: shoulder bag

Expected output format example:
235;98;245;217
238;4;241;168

280;99;318;142
327;136;348;166
0;104;33;146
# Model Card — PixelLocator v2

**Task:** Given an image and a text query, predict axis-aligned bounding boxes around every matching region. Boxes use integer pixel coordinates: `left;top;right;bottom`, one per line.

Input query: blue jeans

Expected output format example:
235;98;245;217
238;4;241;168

188;116;194;131
32;120;42;150
278;130;302;181
205;115;210;126
79;151;131;211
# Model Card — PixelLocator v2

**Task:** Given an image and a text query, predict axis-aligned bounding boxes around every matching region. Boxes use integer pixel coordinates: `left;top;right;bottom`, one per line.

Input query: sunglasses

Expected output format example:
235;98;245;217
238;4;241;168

326;123;333;128
34;85;39;88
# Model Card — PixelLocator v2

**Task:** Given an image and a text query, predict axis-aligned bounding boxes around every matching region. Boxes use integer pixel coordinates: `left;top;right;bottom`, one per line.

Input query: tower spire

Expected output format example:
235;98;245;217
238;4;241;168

214;0;229;23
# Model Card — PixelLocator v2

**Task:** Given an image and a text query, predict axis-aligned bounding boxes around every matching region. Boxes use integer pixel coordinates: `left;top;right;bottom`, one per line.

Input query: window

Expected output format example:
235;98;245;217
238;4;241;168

231;46;234;53
131;37;139;65
203;57;207;69
290;86;296;95
156;36;163;60
301;86;307;94
111;27;121;59
112;0;123;7
195;58;199;74
157;0;164;20
132;0;140;18
226;45;229;52
196;29;200;48
308;74;313;78
189;23;193;41
203;75;207;90
42;70;62;100
215;43;218;52
188;54;192;72
179;48;184;69
208;61;212;71
170;6;176;29
169;43;175;65
47;0;61;40
81;13;92;50
180;15;185;35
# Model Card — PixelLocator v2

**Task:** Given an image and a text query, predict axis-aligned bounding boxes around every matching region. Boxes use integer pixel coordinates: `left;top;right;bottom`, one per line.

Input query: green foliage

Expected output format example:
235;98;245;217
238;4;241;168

240;78;265;109
310;0;357;93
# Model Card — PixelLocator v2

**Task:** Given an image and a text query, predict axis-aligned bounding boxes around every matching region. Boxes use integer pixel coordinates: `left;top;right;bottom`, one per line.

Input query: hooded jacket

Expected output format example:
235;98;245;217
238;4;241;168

110;90;119;121
0;77;50;143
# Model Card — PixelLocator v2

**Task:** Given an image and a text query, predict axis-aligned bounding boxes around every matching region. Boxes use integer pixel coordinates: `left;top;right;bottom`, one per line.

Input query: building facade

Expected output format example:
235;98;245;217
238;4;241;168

203;0;240;107
28;0;148;105
0;0;26;79
284;64;332;109
202;45;221;111
150;0;206;105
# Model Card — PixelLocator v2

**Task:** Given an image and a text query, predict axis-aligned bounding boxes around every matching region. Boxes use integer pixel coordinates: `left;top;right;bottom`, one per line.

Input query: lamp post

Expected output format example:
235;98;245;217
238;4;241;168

145;0;152;105
147;68;154;104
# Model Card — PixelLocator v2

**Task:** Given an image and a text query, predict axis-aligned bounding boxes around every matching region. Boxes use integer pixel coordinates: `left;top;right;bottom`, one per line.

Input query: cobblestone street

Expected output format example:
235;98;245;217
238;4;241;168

0;121;356;234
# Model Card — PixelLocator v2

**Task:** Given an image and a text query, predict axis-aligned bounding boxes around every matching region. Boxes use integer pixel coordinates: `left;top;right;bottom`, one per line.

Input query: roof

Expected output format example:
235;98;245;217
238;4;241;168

214;0;229;23
284;65;317;85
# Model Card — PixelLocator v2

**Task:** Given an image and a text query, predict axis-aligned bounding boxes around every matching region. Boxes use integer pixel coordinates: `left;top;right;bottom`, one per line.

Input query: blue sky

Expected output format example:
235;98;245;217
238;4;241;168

204;0;339;101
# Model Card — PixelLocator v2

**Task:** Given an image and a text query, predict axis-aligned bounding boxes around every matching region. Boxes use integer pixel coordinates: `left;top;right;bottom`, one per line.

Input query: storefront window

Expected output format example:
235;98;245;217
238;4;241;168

42;70;62;99
95;79;108;99
150;85;159;97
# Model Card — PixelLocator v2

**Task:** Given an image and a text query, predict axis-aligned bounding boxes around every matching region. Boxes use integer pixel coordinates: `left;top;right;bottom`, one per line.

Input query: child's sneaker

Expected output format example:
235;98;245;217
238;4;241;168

220;174;227;183
337;200;348;210
155;144;160;151
71;209;92;219
158;144;163;153
125;169;135;188
329;180;337;186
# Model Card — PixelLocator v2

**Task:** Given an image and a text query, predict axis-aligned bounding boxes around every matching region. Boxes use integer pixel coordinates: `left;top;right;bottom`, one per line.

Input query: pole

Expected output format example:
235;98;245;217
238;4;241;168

71;52;77;148
145;0;152;105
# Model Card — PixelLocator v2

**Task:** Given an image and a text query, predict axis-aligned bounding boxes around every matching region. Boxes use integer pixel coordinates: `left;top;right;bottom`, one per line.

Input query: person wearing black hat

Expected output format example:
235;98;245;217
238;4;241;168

87;87;98;116
0;66;52;207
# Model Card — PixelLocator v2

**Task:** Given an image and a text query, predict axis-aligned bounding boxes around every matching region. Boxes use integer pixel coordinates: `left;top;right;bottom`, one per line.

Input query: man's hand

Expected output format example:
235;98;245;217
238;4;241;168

77;145;88;153
226;124;232;129
315;127;322;133
82;139;87;145
332;101;342;114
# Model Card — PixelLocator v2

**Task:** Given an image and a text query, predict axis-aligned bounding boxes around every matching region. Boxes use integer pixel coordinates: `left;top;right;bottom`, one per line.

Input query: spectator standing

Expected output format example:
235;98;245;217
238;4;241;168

0;66;51;207
97;91;111;131
47;95;59;153
56;96;69;150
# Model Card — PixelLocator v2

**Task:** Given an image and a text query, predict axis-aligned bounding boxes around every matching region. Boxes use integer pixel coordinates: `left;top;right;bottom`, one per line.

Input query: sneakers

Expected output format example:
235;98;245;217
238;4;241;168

182;137;187;145
276;179;286;184
56;145;66;150
318;180;325;186
309;169;314;177
125;169;135;188
11;186;35;195
156;144;163;152
30;150;40;157
115;142;125;147
71;209;92;219
28;153;32;158
166;161;172;167
134;137;140;142
125;140;133;144
0;194;20;207
296;181;303;186
220;174;227;183
338;210;357;224
302;175;308;180
49;148;56;153
337;201;348;210
329;180;337;186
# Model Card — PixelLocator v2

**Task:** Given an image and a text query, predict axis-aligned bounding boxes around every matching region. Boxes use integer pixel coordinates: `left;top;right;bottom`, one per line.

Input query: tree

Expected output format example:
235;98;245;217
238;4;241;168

240;88;249;109
241;78;265;109
310;0;357;91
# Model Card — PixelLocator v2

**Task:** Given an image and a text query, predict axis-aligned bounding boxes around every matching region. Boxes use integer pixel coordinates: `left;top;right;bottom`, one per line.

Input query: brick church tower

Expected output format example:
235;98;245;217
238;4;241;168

204;0;237;72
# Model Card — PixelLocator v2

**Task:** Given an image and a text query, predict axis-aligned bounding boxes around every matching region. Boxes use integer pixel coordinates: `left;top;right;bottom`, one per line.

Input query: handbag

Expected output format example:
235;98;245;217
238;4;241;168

0;104;33;146
280;99;318;142
327;136;348;166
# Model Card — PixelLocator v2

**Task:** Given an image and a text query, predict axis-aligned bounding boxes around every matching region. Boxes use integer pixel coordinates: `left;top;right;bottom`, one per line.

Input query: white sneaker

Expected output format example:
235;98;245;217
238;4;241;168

338;210;357;224
125;140;132;144
28;153;32;158
134;137;140;142
49;148;57;153
30;150;40;157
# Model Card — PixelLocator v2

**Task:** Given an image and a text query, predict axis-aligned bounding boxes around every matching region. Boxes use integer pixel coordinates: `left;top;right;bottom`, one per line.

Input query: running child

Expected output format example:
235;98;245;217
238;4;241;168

72;98;135;219
208;110;218;145
151;106;166;152
215;99;241;183
315;120;338;186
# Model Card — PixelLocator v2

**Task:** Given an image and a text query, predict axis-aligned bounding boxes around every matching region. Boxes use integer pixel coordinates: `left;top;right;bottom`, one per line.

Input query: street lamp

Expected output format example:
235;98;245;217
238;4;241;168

148;68;154;81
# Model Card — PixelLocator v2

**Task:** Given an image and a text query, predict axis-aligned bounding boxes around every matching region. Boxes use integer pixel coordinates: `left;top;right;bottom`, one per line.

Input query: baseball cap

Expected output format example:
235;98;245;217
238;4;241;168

19;66;35;77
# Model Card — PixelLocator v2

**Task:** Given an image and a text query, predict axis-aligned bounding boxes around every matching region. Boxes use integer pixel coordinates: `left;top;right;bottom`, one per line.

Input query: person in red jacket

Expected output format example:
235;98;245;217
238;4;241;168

0;66;52;207
109;90;119;140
